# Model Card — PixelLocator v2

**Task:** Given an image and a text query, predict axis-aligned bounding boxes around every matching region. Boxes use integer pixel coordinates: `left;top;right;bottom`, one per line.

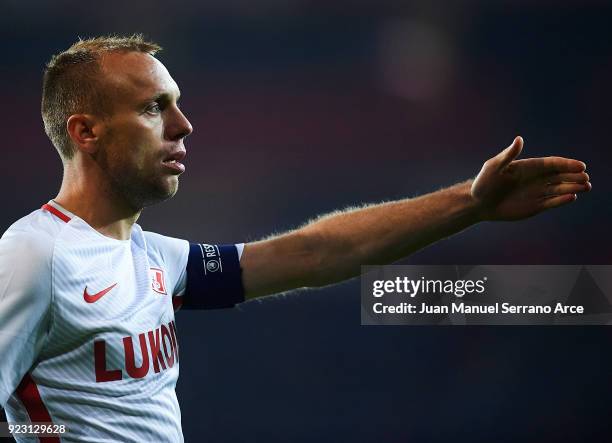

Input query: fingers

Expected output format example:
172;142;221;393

547;172;590;184
544;182;592;197
536;173;591;212
512;157;587;181
541;194;577;211
496;136;524;169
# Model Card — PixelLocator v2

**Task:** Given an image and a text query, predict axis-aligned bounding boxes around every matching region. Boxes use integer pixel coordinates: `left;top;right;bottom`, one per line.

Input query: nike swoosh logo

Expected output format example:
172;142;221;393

83;283;118;303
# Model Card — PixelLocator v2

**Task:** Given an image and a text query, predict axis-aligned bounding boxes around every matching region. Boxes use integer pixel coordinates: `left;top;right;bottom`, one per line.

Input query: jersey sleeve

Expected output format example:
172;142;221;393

142;231;244;311
0;230;53;407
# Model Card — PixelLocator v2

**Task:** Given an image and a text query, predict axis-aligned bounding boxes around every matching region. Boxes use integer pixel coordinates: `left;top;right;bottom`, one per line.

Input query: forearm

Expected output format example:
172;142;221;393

299;180;481;286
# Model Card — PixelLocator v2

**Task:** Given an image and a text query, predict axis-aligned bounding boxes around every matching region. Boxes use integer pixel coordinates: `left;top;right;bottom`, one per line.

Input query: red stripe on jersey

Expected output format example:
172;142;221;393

41;204;71;223
15;373;60;443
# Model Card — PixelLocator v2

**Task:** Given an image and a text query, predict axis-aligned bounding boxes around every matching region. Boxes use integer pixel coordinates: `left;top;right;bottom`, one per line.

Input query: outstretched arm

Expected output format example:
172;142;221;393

240;137;591;299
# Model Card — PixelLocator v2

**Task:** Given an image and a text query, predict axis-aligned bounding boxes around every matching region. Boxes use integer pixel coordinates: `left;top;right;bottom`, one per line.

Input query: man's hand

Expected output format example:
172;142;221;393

471;136;591;221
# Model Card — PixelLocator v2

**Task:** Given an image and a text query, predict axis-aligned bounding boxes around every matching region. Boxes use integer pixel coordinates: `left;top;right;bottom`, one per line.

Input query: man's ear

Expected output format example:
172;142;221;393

66;114;102;154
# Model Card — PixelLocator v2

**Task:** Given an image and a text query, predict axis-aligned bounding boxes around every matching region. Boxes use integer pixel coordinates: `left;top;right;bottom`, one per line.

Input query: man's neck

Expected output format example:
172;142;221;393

54;190;141;241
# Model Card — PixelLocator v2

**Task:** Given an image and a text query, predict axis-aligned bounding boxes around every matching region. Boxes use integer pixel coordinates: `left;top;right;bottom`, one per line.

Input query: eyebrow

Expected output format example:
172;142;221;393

145;90;181;105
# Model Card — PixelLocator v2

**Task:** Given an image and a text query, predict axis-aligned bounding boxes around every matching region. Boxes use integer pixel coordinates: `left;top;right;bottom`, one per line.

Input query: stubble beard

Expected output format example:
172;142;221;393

112;171;178;211
97;140;179;212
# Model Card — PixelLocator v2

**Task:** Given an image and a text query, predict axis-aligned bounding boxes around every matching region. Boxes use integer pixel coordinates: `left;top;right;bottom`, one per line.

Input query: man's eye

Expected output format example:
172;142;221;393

146;103;162;114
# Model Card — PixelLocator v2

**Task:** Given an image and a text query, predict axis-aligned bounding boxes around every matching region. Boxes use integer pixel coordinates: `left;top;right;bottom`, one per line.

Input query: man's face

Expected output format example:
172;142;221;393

95;51;193;210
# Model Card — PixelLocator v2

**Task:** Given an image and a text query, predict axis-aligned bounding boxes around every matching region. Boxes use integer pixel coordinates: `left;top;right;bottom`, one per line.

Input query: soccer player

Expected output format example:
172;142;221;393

0;35;591;442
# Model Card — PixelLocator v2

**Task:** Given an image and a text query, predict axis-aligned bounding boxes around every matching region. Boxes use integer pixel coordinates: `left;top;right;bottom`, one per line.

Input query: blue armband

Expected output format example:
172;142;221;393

184;243;244;309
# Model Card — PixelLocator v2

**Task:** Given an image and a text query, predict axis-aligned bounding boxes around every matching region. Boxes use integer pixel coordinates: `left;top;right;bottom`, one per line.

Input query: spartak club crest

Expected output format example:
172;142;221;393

150;268;167;295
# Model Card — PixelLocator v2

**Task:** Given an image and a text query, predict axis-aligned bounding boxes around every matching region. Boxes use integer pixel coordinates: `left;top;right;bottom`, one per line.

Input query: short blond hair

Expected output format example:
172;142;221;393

41;34;162;160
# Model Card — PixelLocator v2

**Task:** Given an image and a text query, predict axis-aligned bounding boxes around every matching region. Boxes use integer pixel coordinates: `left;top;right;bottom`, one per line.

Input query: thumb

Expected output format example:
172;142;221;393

496;136;523;169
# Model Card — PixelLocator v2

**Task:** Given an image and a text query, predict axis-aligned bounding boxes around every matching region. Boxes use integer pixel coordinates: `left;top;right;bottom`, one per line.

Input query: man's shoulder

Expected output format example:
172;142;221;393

141;229;189;251
1;208;66;263
141;229;190;271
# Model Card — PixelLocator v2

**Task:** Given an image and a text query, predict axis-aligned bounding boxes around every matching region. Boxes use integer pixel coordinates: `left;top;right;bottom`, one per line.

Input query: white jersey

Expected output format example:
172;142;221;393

0;201;244;442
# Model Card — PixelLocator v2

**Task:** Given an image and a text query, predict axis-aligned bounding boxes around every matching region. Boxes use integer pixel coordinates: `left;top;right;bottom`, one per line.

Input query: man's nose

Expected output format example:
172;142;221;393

166;107;193;141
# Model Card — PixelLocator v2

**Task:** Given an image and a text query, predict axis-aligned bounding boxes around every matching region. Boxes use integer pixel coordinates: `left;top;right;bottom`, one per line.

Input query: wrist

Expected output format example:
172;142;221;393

460;179;486;224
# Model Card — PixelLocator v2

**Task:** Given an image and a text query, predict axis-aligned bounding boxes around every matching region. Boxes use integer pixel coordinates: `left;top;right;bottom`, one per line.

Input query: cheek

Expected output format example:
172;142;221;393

110;123;162;170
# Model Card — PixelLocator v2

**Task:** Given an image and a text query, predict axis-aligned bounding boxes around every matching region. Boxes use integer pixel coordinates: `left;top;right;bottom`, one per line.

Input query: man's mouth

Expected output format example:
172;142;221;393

162;150;187;174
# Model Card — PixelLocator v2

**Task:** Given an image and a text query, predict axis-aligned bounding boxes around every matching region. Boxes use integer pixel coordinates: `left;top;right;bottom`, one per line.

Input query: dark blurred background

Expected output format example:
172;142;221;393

1;0;611;441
